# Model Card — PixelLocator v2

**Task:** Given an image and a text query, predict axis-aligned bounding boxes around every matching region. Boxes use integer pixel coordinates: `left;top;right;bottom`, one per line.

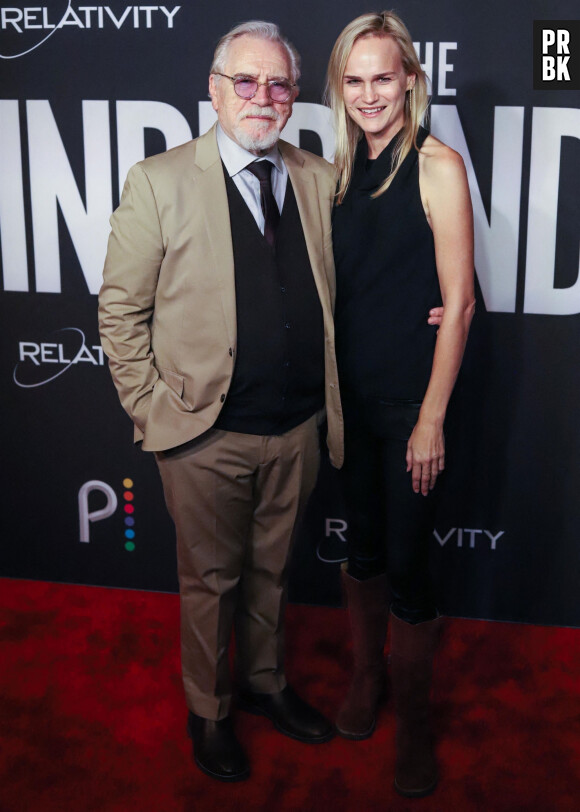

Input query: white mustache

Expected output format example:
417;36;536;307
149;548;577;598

237;105;280;122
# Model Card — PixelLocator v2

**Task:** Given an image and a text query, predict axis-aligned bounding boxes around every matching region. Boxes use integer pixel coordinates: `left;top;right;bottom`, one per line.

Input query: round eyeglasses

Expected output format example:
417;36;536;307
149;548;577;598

214;73;296;103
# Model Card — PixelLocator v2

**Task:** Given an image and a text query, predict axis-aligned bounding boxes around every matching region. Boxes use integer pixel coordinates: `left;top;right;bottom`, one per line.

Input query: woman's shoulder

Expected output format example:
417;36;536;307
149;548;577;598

419;134;465;175
418;134;466;184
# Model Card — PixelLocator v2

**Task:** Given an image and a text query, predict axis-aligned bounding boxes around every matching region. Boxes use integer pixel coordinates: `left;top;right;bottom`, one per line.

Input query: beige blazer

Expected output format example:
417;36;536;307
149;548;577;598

98;125;344;467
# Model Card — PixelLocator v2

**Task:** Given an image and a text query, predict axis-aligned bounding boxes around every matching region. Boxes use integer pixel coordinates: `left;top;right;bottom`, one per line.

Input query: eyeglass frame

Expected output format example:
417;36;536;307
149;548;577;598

213;72;297;103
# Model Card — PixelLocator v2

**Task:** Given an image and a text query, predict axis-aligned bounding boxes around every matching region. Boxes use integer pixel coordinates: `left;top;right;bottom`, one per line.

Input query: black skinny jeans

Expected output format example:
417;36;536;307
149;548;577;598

340;393;439;625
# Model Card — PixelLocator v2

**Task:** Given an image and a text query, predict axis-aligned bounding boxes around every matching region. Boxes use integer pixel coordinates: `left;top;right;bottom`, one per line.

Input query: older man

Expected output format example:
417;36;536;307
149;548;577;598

98;21;342;782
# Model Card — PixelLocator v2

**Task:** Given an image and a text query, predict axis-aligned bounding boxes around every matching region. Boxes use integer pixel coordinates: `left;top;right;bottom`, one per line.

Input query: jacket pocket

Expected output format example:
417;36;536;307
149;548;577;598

157;366;185;399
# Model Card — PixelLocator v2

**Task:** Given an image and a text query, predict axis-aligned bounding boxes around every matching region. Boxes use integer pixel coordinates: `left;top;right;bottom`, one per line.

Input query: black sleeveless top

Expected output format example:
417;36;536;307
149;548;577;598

333;127;441;401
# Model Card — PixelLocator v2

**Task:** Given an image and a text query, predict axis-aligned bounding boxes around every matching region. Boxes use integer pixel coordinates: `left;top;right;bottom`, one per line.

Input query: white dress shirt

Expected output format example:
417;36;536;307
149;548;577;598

216;124;288;235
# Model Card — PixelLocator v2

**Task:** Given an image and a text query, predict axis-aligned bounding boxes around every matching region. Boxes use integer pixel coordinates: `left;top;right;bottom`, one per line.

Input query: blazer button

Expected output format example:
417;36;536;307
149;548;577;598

228;348;233;357
220;394;226;403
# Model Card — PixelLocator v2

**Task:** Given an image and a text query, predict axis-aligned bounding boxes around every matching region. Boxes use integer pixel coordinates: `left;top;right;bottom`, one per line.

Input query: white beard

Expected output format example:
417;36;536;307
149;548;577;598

233;106;282;153
233;126;281;153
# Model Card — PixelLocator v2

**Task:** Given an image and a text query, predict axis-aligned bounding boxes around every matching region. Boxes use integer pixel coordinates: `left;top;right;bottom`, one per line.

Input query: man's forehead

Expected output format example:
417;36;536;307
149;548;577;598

225;35;291;77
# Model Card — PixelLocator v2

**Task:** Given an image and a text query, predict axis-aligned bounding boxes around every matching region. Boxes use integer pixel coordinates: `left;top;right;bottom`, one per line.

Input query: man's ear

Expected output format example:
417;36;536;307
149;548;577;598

287;86;299;119
209;74;219;112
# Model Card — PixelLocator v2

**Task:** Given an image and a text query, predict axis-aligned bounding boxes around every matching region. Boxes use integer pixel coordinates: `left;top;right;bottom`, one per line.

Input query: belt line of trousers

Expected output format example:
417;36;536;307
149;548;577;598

155;415;320;720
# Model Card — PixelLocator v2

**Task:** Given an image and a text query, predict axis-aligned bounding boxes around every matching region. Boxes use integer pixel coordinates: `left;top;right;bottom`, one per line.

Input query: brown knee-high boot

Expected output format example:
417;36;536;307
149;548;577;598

335;568;390;739
390;611;442;797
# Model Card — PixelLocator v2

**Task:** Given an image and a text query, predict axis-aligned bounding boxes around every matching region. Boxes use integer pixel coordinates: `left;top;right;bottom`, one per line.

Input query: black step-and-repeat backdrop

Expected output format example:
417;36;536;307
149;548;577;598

1;1;579;626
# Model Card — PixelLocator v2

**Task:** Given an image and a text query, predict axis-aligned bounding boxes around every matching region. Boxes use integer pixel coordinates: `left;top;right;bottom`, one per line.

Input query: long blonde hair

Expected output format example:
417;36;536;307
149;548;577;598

326;11;429;204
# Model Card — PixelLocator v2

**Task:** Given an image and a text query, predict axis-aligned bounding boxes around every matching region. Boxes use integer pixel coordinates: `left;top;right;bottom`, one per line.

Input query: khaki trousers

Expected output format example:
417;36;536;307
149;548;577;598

156;415;320;720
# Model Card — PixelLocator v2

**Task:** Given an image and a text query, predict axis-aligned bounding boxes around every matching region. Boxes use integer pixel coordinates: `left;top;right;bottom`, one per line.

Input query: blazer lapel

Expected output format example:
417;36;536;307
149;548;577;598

192;125;236;347
281;141;332;313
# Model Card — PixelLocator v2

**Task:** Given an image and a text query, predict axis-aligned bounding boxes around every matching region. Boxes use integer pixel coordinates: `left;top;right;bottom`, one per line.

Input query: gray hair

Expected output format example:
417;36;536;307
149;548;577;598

210;20;301;83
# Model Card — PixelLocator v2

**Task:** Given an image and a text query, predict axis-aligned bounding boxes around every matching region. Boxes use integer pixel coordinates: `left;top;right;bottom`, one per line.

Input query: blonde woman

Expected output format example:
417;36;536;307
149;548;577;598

326;11;475;797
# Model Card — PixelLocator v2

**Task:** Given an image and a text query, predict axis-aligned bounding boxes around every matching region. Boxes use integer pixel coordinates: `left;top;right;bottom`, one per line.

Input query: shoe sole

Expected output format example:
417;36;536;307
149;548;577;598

335;718;376;740
394;777;438;798
238;700;334;744
194;756;250;782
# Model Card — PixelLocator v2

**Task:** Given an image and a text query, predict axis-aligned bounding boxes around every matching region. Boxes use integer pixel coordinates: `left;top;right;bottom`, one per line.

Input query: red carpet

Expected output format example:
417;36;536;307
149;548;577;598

0;578;578;811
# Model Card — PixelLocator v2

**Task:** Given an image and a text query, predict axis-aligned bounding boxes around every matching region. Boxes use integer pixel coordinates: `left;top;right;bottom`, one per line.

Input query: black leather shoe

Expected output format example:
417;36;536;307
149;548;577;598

238;685;334;743
187;712;250;782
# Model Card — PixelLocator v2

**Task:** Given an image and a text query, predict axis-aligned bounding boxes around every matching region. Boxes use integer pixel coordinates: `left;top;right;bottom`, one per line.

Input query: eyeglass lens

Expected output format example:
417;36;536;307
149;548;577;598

234;78;291;102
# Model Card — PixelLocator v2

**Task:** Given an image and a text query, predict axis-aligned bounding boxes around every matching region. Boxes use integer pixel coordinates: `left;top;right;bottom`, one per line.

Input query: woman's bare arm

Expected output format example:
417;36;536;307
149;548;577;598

406;136;475;495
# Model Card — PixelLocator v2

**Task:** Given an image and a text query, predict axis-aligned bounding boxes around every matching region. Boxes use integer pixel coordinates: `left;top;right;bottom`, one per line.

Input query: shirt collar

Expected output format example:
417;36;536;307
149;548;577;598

216;123;284;177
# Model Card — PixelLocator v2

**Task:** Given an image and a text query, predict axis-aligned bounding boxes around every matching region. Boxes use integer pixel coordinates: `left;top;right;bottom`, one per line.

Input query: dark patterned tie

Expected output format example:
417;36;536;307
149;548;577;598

246;160;280;249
